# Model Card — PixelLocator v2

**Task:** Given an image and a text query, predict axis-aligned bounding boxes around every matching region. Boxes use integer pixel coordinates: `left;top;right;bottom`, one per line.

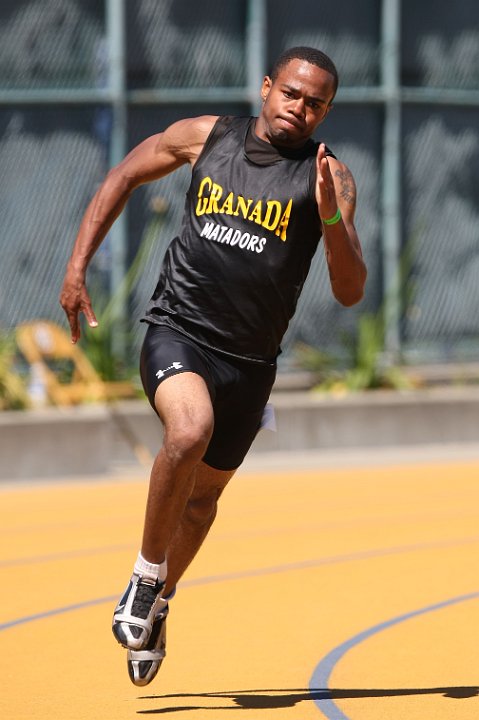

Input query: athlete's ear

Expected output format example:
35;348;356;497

318;102;334;123
260;75;272;102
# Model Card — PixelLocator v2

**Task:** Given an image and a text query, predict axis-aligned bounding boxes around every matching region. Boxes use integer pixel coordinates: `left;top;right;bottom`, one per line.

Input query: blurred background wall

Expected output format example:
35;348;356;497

0;0;478;373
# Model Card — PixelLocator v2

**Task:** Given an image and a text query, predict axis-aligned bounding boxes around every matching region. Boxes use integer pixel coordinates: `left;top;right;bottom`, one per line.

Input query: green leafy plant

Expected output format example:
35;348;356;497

315;310;412;393
293;341;337;380
295;229;419;394
294;310;412;394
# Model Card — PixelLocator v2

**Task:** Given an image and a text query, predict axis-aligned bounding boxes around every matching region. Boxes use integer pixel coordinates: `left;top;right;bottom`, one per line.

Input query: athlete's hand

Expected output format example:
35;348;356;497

315;142;338;221
59;269;98;343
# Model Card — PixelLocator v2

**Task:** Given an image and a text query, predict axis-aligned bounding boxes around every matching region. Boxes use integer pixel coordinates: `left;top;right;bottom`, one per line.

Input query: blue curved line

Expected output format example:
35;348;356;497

5;533;479;571
0;548;446;629
3;546;479;636
309;591;479;719
0;595;118;631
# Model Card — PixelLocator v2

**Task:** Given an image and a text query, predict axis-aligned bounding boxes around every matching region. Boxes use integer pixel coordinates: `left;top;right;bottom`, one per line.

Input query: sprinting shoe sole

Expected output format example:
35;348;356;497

127;607;168;686
112;573;165;651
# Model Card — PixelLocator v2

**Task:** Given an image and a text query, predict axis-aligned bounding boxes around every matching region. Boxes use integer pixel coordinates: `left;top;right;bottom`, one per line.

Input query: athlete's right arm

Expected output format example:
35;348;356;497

60;115;218;342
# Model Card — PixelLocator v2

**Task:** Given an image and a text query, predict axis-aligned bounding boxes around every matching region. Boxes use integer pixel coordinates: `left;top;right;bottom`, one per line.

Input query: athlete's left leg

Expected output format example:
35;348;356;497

162;460;236;597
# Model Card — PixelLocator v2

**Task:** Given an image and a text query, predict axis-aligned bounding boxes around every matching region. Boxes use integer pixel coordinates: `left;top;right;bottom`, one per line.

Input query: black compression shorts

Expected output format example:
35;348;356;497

140;323;277;471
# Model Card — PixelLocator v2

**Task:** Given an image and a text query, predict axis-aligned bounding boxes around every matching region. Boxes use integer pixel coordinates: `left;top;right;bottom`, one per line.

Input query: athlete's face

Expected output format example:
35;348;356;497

256;59;335;148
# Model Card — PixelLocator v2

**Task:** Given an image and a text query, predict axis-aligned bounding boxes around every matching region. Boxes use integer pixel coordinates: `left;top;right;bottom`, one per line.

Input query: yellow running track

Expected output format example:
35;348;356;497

2;455;479;719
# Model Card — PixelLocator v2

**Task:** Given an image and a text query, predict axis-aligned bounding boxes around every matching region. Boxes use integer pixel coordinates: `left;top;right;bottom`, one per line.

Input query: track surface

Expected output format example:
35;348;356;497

2;455;479;719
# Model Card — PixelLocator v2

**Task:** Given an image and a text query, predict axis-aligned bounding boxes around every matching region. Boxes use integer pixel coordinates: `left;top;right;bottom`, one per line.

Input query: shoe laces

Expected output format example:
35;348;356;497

131;579;161;619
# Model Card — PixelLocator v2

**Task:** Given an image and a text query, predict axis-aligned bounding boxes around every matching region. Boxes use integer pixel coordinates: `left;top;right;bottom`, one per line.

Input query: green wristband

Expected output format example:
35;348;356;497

321;208;342;225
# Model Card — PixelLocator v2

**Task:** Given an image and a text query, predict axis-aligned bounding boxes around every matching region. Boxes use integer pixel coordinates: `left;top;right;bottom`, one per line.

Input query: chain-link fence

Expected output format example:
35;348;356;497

0;0;478;376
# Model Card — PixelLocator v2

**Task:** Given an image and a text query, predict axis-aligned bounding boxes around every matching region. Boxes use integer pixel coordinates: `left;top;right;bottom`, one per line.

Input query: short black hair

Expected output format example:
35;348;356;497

270;46;339;98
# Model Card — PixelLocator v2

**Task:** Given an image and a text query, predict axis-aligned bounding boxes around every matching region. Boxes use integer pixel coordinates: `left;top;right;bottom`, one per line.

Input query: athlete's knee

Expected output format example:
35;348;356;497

184;488;220;527
163;421;213;466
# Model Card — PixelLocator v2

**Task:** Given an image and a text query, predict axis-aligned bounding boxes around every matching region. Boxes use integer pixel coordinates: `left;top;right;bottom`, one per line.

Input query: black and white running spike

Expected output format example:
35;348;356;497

112;573;165;651
127;606;169;686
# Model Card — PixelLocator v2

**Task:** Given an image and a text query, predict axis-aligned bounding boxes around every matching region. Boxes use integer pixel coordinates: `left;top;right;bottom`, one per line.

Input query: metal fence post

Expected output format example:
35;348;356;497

246;0;267;116
106;0;128;357
380;0;402;362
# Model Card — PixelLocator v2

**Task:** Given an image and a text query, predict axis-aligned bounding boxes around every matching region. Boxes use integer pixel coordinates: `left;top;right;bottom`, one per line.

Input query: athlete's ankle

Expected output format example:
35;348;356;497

134;551;167;583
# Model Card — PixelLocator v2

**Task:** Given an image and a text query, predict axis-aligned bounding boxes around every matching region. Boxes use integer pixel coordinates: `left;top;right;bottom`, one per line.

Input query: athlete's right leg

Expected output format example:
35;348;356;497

142;371;215;564
127;461;236;685
113;370;214;651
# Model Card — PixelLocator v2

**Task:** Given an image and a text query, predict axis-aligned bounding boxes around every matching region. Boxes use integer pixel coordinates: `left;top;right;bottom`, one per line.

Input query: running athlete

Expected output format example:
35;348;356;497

60;46;367;685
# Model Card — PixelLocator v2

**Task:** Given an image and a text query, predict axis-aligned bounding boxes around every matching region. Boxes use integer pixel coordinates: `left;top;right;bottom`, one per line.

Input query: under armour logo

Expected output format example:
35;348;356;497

156;361;183;379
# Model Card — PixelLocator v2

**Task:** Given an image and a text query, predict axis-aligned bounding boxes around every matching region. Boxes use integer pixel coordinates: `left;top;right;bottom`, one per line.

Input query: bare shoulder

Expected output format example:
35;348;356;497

160;115;219;164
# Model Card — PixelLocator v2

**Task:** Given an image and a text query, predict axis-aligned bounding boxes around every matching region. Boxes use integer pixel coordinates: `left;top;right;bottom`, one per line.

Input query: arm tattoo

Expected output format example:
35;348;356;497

335;167;356;206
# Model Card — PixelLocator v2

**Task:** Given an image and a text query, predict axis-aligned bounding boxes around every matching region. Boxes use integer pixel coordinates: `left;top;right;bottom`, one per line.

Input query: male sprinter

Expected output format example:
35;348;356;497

60;46;367;685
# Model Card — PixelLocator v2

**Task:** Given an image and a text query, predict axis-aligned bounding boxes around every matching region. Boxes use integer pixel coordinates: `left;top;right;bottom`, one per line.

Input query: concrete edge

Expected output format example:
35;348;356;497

2;387;479;480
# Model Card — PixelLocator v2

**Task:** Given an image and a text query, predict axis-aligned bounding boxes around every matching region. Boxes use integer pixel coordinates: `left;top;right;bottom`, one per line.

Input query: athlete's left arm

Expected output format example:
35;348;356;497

315;143;367;306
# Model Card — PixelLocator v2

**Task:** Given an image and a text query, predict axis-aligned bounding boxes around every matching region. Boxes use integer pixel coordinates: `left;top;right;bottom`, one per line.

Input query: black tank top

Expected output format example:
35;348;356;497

143;116;334;363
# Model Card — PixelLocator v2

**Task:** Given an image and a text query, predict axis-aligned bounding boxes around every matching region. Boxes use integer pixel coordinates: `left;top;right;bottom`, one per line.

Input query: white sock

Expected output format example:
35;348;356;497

134;552;167;583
